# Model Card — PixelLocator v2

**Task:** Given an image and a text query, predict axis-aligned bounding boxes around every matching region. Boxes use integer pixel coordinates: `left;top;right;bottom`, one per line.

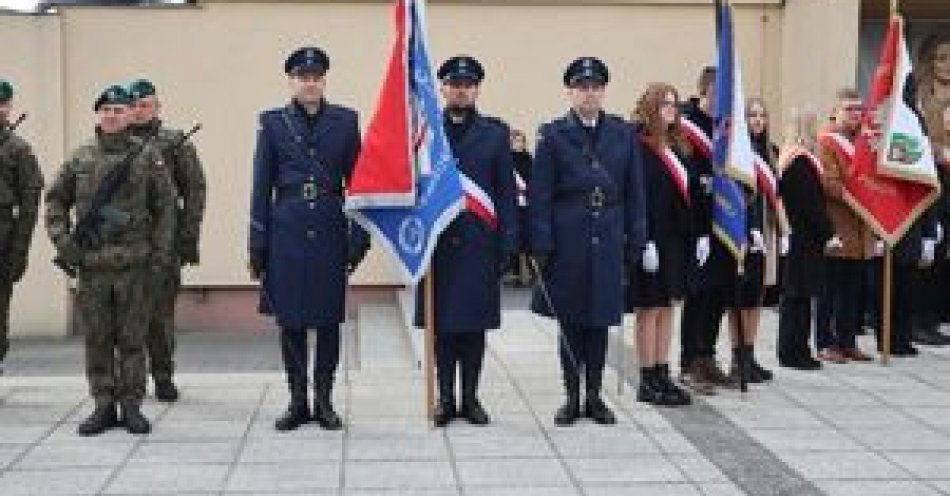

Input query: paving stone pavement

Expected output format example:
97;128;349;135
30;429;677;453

2;290;950;495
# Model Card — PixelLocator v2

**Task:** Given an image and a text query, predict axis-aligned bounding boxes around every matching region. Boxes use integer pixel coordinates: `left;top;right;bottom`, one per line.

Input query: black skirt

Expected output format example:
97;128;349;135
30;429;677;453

628;236;690;309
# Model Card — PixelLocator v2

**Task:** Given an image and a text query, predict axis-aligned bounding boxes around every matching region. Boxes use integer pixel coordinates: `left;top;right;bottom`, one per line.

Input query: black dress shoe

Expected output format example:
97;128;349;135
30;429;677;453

120;404;151;435
77;405;119;436
154;381;180;402
274;405;310;431
433;401;456;427
554;399;581;426
459;400;490;425
779;357;822;370
583;395;617;425
313;396;343;431
892;345;919;357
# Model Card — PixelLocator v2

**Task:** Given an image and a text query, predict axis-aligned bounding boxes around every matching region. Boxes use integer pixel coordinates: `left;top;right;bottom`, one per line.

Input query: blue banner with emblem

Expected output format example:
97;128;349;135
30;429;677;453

711;0;749;261
346;0;465;284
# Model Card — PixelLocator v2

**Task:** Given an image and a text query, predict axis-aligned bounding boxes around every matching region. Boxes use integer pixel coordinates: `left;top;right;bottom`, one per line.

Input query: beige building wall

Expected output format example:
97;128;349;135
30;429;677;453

1;0;859;336
0;14;67;337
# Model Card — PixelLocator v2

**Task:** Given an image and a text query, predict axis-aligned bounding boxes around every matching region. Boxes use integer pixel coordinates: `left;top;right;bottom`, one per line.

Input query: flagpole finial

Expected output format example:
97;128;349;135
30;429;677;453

890;0;899;15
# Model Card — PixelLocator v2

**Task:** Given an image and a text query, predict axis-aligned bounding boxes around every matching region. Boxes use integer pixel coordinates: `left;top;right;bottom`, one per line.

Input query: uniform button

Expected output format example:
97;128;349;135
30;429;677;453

309;149;316;157
309;175;315;181
307;230;316;239
309;202;315;210
592;236;600;245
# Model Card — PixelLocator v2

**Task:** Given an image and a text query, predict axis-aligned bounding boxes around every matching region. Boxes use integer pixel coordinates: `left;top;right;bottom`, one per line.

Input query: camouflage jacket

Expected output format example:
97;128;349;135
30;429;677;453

45;129;176;271
0;128;44;260
131;119;206;263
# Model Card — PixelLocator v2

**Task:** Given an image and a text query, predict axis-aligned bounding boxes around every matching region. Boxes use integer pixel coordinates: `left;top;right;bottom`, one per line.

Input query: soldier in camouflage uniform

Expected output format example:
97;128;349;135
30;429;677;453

0;79;44;375
127;79;206;402
45;85;176;436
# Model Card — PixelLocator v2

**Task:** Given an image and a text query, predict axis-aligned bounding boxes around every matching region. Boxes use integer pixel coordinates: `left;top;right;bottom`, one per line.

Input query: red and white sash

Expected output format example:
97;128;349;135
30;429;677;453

680;118;712;160
644;139;690;205
801;150;825;178
461;175;498;230
754;153;779;207
819;131;855;165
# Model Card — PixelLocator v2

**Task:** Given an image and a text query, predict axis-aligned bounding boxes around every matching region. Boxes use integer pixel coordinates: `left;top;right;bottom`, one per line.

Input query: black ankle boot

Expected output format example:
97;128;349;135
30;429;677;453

77;404;119;436
745;344;773;381
655;364;691;406
636;366;664;404
120;402;151;435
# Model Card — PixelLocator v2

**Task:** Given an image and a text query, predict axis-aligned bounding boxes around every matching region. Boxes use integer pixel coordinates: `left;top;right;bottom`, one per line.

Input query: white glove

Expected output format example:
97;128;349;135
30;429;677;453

921;238;937;266
696;236;711;267
779;235;790;256
873;240;886;257
825;235;844;253
642;242;659;273
749;229;766;254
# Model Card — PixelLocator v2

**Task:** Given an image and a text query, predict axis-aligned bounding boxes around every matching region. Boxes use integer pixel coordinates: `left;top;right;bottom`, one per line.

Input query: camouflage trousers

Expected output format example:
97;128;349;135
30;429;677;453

147;268;180;384
76;266;150;408
0;275;11;363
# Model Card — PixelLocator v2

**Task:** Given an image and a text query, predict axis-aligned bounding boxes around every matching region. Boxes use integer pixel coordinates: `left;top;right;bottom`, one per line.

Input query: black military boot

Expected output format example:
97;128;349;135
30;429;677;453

120;403;151;435
275;382;310;432
434;353;457;427
554;375;581;426
154;379;180;402
313;376;342;431
77;404;119;436
459;357;489;426
583;374;617;425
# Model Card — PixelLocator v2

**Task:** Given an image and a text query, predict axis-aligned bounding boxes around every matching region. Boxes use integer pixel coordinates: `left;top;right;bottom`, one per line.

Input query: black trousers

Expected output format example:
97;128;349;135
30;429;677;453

435;331;486;405
778;295;815;363
823;259;865;350
883;266;914;350
559;325;608;395
280;325;341;403
680;291;727;369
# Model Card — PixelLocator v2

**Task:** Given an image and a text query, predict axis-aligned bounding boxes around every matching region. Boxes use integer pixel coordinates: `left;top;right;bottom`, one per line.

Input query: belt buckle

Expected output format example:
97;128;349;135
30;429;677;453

302;182;317;200
591;187;605;208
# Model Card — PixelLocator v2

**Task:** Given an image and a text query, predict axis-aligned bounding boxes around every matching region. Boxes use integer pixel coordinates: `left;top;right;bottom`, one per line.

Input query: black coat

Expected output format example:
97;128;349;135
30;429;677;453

529;111;648;327
681;102;743;292
413;111;518;332
779;154;834;297
627;134;694;309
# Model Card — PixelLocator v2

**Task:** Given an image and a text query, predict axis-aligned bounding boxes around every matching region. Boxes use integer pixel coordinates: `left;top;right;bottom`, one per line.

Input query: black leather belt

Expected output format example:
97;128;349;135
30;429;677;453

554;186;615;208
277;182;341;200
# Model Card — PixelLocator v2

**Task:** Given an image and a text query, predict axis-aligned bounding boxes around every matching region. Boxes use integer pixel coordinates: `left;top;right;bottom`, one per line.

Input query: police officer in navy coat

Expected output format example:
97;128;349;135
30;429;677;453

529;57;648;426
414;55;518;427
248;46;369;432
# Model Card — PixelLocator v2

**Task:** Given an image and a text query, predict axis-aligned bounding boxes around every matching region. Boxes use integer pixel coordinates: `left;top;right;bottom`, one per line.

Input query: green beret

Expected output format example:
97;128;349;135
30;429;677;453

128;79;156;101
94;85;132;111
0;80;14;103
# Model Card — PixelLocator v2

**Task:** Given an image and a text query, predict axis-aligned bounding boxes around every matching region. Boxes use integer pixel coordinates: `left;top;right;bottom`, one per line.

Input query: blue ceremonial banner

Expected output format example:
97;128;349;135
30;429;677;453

711;0;750;261
346;0;465;284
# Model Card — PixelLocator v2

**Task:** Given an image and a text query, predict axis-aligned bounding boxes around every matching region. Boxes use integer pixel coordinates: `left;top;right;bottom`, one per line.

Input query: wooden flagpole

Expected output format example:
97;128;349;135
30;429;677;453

881;249;893;365
424;270;437;425
880;0;897;367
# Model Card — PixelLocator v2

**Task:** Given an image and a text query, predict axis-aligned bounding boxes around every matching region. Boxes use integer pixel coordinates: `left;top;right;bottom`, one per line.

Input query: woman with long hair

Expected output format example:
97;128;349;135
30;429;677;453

725;97;787;382
627;83;693;406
